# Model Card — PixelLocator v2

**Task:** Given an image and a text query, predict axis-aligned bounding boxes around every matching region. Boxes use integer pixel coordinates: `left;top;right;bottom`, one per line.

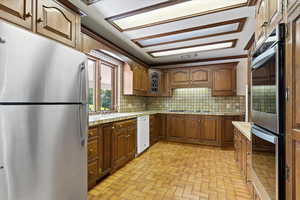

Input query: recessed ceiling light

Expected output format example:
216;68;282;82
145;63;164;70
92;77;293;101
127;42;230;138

110;0;248;30
149;40;236;57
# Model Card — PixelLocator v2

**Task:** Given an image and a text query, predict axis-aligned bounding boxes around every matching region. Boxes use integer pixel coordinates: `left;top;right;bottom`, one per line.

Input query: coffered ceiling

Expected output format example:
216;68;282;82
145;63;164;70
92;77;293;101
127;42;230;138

72;0;256;66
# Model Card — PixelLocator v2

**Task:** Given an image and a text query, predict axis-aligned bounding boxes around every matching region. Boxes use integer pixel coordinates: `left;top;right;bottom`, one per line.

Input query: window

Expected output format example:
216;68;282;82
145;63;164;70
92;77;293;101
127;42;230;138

87;55;117;113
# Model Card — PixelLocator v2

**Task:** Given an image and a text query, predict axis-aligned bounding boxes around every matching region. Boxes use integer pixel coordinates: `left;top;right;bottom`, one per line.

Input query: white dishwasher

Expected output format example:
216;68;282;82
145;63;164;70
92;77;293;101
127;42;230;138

137;115;150;155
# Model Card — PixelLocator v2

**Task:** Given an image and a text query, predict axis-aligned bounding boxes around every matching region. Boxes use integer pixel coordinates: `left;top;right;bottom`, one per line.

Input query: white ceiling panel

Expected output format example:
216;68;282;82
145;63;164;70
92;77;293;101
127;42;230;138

70;0;256;65
92;0;168;17
137;23;239;47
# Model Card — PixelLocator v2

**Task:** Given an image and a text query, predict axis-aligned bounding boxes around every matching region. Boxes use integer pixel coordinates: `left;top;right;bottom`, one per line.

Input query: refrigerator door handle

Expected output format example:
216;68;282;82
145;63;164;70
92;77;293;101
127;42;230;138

79;62;88;104
79;105;88;147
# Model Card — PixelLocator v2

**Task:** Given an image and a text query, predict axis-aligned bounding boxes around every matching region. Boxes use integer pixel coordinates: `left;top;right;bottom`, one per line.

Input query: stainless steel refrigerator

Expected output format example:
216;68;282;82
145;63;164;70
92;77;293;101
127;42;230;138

0;21;88;200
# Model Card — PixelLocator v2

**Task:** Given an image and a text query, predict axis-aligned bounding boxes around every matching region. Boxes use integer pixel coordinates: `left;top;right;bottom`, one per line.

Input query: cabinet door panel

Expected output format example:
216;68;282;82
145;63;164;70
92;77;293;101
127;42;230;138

286;7;300;199
190;68;211;87
222;117;237;146
212;65;236;96
200;117;220;146
0;0;32;29
167;115;185;139
185;116;201;142
102;124;112;175
170;69;190;87
36;0;78;47
127;125;136;160
112;127;128;171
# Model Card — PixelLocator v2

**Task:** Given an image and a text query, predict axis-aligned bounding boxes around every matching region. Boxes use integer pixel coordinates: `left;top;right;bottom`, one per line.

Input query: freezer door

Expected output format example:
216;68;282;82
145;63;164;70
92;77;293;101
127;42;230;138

0;105;87;200
0;21;87;103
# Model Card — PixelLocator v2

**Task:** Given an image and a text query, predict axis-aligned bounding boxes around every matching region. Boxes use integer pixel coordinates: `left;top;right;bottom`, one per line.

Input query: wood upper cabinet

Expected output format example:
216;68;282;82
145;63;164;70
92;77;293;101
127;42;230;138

267;0;283;33
161;71;172;96
190;67;211;87
170;68;190;87
212;64;236;96
36;0;80;48
0;0;33;29
285;5;300;199
124;62;149;96
255;0;268;46
200;116;220;146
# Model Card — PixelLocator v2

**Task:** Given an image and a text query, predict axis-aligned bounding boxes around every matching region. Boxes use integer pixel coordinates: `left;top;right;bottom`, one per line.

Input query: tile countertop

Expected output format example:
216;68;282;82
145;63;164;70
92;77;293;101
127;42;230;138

232;121;252;140
89;111;245;126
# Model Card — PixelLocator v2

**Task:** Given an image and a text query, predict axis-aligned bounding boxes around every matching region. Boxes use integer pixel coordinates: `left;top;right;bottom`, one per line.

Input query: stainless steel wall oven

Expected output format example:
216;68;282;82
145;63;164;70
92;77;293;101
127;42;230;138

251;24;285;200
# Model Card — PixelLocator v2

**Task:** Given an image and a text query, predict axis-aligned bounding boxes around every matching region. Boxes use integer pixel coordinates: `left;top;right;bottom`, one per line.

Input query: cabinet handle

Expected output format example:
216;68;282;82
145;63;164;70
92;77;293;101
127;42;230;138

112;127;115;129
37;18;44;23
247;152;251;155
25;12;32;18
99;168;102;174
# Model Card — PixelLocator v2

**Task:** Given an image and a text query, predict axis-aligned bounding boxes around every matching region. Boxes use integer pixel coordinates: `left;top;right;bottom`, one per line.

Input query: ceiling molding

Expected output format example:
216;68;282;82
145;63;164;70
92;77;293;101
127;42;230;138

105;0;252;32
131;18;247;48
81;26;148;67
244;34;255;50
80;0;102;5
151;55;248;66
154;62;240;69
147;39;238;58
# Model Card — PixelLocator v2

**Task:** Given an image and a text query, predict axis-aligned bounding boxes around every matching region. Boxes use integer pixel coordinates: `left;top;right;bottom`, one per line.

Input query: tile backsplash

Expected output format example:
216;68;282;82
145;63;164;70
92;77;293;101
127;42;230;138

146;88;245;113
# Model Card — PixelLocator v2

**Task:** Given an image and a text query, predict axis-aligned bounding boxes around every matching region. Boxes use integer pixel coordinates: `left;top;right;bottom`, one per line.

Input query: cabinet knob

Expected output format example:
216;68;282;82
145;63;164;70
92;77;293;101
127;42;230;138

25;12;32;18
112;127;115;129
261;21;269;27
37;18;44;23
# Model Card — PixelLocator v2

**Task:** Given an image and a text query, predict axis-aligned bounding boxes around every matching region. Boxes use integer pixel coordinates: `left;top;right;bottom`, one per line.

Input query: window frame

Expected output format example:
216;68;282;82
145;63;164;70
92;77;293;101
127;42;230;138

87;54;118;114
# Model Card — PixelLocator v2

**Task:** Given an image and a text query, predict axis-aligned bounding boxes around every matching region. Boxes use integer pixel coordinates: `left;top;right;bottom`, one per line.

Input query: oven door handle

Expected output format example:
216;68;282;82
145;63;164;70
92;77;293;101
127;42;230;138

252;45;276;70
252;127;278;144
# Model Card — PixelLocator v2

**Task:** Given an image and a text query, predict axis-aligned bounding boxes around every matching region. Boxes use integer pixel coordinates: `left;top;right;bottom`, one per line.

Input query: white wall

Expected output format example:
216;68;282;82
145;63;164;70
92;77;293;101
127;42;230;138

236;58;248;96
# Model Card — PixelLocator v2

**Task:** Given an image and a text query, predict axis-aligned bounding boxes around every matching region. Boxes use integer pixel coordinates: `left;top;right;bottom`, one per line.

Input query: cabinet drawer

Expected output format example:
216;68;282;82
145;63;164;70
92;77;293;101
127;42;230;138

88;139;98;161
114;119;136;129
88;160;98;181
36;0;79;47
88;127;98;138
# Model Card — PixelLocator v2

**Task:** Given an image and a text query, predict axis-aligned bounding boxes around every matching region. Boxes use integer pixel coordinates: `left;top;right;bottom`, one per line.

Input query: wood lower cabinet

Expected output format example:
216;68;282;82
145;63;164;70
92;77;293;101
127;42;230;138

212;64;236;96
185;115;201;143
222;116;241;146
234;127;253;197
167;114;186;140
166;114;241;146
150;114;159;145
0;0;33;29
88;126;100;189
88;119;136;190
199;116;220;146
36;0;80;48
111;119;136;172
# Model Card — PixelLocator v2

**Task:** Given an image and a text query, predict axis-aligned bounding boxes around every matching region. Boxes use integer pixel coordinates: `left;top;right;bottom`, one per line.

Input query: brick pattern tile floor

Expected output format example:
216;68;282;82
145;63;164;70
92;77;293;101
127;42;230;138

88;142;251;200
